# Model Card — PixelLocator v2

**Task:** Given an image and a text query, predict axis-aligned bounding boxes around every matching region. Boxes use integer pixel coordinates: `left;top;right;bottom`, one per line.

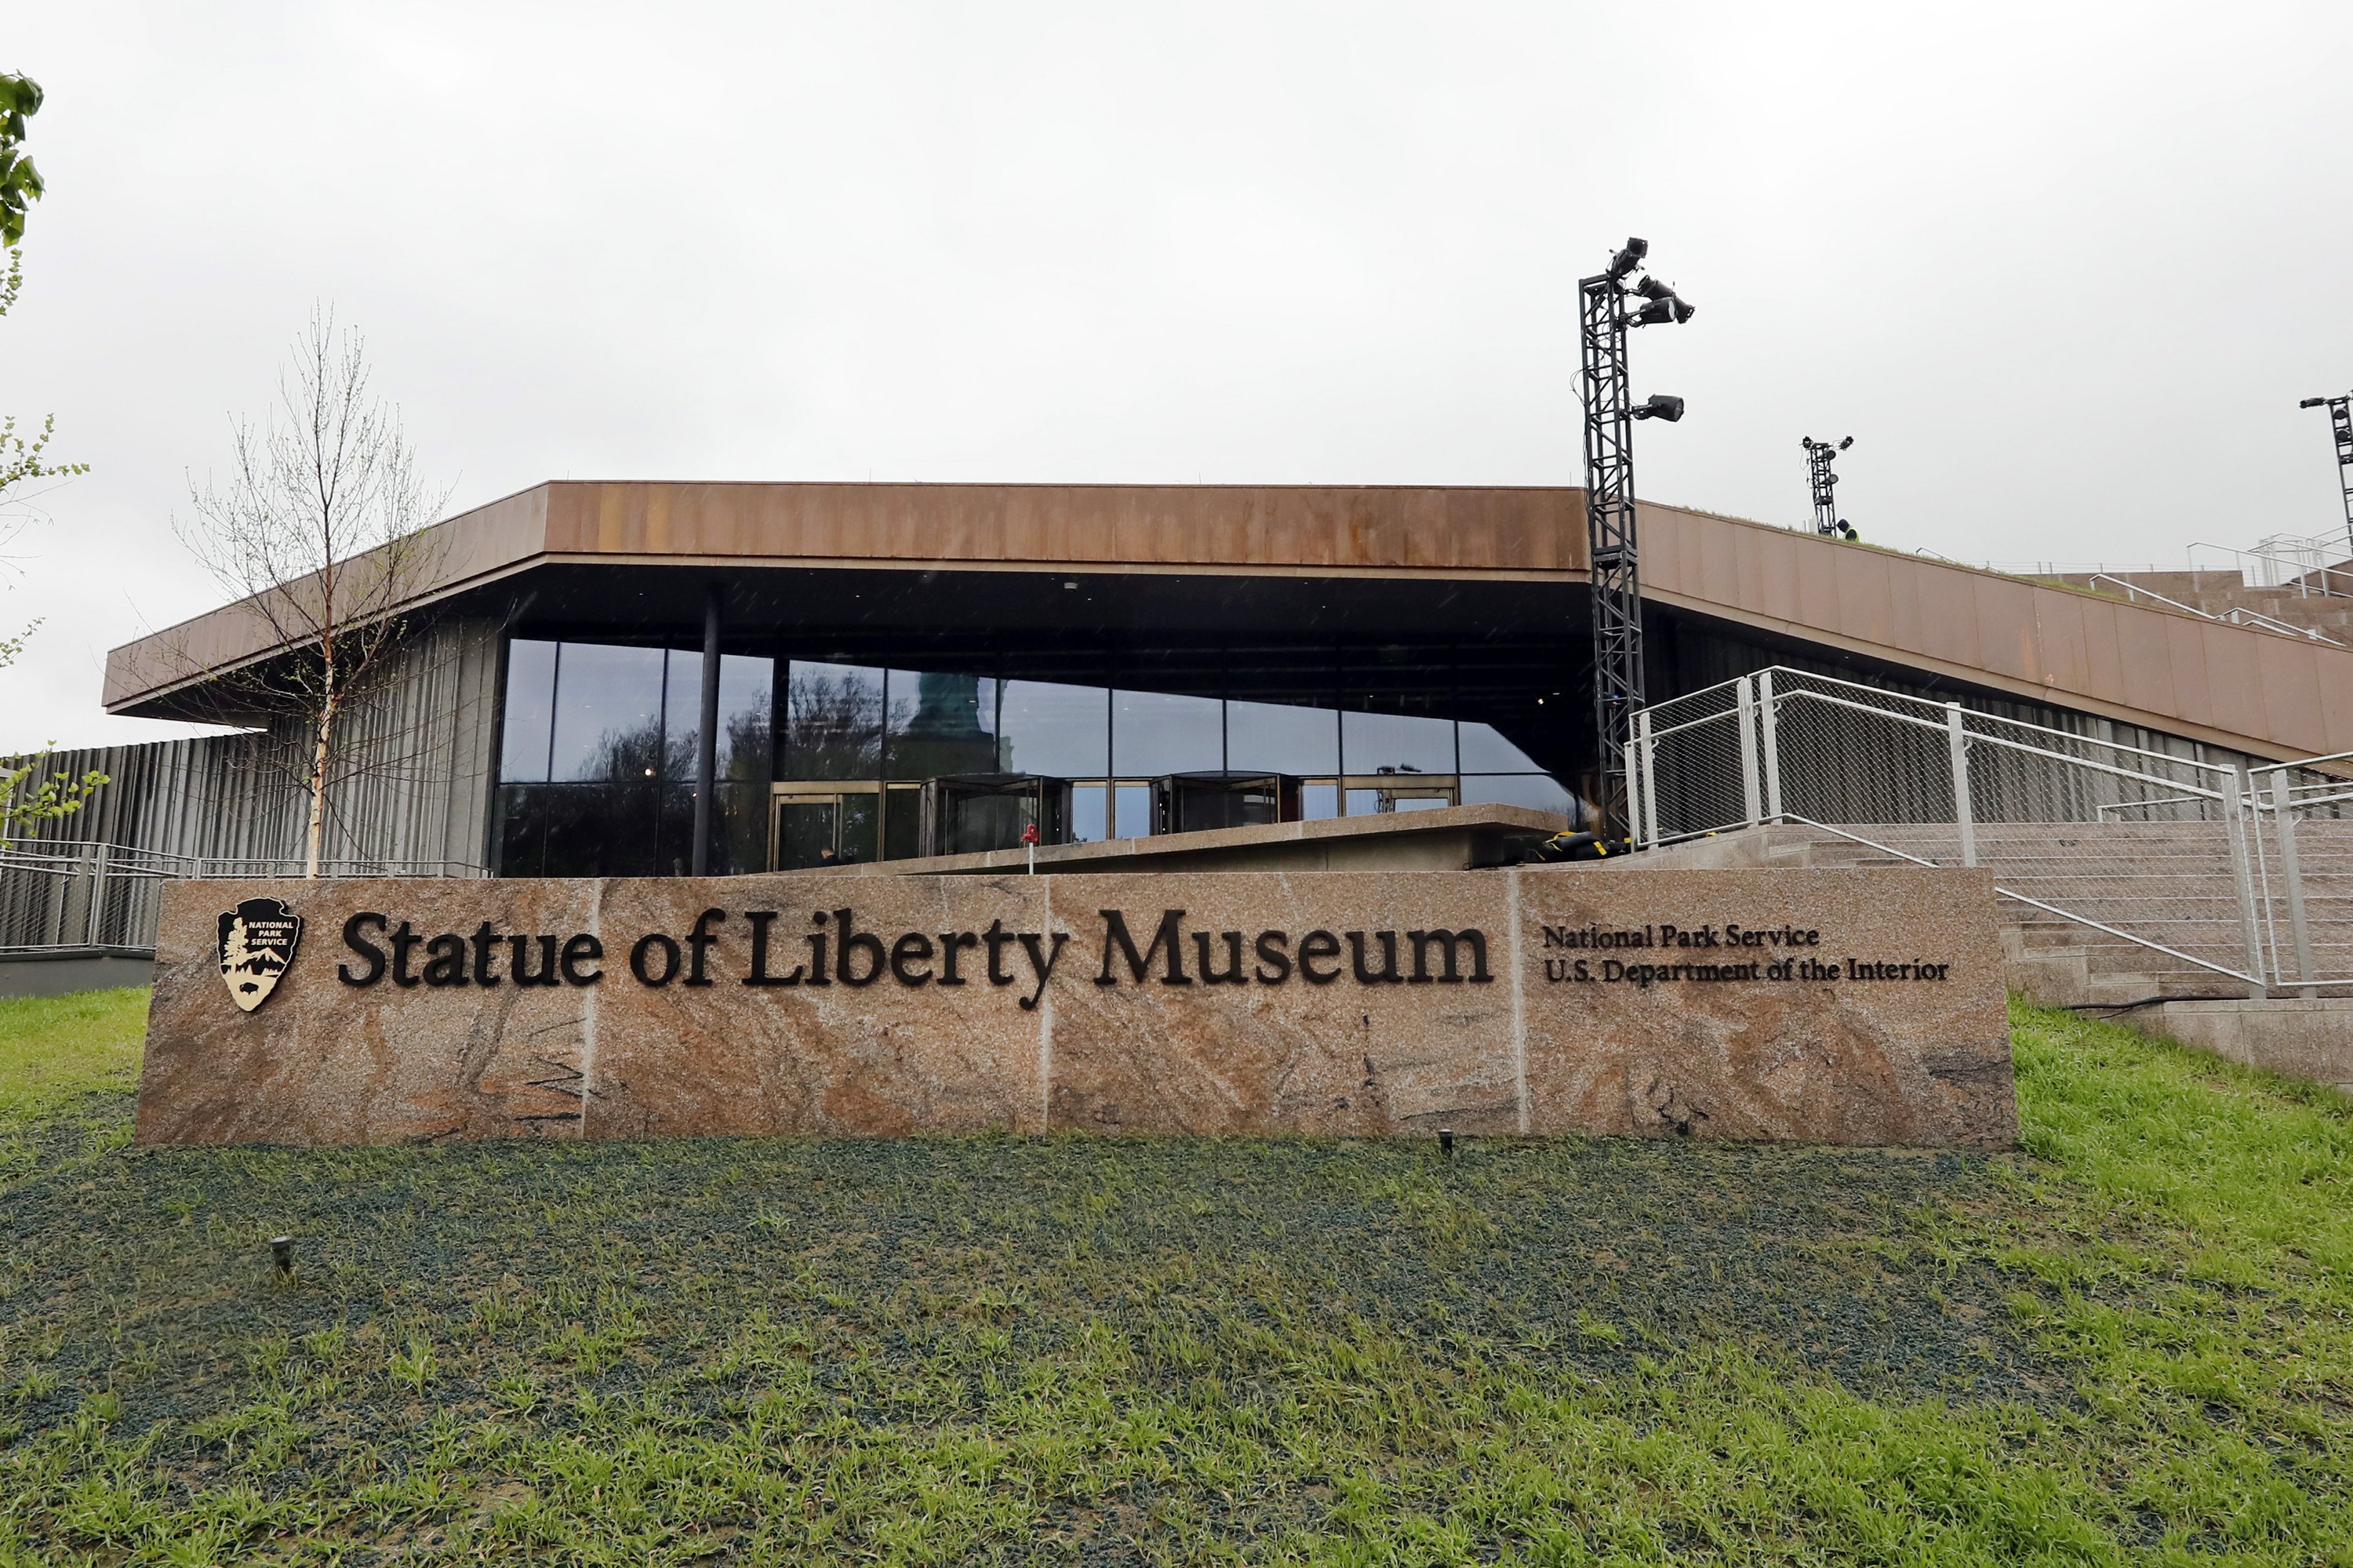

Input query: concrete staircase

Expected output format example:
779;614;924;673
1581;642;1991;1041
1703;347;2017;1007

2046;568;2353;643
1637;820;2353;1092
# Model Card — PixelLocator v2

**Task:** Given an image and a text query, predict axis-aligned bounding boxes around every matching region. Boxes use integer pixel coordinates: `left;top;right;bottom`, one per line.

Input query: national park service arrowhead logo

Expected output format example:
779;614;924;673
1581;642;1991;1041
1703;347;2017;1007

218;897;303;1013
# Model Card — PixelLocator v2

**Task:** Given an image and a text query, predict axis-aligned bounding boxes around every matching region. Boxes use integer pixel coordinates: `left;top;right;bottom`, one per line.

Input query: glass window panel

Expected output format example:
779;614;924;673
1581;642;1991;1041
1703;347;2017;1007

550;643;666;784
1111;783;1154;839
998;679;1107;778
496;784;547;875
499;639;558;783
1458;721;1545;773
1464;773;1581;821
887;669;1000;779
1300;781;1340;821
654;783;697;877
658;650;775;782
1115;689;1223;777
1226;697;1339;776
714;781;766;876
784;662;883;780
1071;783;1108;843
661;652;699;781
718;655;773;784
1341;708;1455;777
533;781;658;878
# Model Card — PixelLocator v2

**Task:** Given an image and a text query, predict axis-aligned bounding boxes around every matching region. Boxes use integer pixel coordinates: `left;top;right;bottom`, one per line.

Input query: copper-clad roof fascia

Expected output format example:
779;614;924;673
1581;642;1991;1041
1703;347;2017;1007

104;485;555;715
1635;500;2353;762
102;479;2353;762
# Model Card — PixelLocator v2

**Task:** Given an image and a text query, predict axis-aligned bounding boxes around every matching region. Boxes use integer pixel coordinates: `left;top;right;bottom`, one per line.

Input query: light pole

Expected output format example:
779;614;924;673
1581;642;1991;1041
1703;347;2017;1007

2297;392;2353;558
1801;436;1857;540
1580;237;1693;842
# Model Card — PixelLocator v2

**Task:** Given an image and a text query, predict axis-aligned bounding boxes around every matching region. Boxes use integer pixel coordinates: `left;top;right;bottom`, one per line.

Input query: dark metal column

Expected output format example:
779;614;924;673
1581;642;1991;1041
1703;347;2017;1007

691;584;722;876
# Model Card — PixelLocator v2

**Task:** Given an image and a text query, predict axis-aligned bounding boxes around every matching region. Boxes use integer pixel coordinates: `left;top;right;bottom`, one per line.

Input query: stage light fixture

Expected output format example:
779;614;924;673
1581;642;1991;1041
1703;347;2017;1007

1606;236;1649;281
1633;394;1685;423
1802;435;1854;537
2298;391;2353;555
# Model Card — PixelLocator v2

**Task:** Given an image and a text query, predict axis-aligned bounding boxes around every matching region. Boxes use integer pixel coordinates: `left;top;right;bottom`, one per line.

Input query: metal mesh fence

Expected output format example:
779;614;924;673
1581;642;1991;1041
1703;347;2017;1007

0;842;482;955
1638;668;2289;991
2248;755;2353;992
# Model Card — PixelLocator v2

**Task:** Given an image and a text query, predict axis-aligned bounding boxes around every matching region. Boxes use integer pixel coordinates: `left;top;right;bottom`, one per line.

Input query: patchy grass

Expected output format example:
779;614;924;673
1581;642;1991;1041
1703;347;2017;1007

0;987;144;1123
0;992;2344;1564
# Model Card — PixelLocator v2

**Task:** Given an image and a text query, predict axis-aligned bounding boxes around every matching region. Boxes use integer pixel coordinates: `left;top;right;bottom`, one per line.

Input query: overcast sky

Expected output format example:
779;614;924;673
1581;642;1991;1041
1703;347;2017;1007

5;2;2351;748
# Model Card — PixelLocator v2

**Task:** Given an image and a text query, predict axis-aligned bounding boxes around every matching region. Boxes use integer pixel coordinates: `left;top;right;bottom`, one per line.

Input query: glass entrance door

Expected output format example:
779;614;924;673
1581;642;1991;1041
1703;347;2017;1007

771;784;883;868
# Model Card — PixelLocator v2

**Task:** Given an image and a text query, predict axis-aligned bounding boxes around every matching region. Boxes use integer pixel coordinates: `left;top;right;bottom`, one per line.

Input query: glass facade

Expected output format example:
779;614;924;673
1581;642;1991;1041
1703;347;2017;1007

494;639;1577;875
497;640;773;877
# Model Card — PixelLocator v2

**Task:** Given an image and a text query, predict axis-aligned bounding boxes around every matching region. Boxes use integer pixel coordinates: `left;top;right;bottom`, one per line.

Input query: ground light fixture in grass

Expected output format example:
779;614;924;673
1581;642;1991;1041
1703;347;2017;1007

0;990;2344;1562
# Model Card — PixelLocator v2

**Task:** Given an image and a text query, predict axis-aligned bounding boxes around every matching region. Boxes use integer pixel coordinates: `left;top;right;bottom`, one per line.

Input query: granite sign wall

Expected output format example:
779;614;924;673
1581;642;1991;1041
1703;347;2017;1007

135;868;2017;1148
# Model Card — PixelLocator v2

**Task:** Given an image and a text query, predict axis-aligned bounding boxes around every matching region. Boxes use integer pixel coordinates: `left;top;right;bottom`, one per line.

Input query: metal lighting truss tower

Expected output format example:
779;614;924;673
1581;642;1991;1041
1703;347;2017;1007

2298;391;2353;557
1580;236;1693;838
1801;435;1855;538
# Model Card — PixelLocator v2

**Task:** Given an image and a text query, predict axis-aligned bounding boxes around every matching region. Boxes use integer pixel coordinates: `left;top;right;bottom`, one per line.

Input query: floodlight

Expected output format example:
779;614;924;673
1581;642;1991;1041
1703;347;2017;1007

1632;394;1686;423
1634;275;1675;300
1606;237;1649;281
1838;436;1854;451
2299;391;2353;555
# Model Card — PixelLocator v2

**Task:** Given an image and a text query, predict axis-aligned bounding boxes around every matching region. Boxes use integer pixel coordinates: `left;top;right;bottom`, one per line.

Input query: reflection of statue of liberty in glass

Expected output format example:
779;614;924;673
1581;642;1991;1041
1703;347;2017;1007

891;672;1001;780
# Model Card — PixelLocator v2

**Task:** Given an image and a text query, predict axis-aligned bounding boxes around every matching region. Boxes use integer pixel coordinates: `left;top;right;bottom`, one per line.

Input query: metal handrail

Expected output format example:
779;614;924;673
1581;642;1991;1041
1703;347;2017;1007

2088;573;2212;617
2188;541;2353;598
1777;687;2232;795
0;841;486;879
2221;606;2342;644
1633;666;2353;994
2086;573;2343;645
1646;666;2241;783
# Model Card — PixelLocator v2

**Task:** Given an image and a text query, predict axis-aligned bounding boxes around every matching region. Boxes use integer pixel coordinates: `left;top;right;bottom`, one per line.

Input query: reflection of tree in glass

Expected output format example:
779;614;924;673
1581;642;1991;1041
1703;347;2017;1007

587;718;666;784
786;670;893;779
722;695;772;783
575;689;773;785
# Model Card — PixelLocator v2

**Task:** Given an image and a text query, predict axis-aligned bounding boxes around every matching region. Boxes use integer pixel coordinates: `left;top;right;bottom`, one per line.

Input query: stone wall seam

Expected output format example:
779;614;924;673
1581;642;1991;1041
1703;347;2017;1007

1508;868;1529;1137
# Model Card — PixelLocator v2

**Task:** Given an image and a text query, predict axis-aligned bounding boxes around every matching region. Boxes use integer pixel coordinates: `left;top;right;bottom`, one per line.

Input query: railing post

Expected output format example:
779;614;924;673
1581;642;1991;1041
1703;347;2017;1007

1758;670;1783;821
85;842;110;948
1732;673;1769;824
1945;704;1977;868
1624;721;1646;848
2269;768;2318;999
2225;762;2268;998
1735;676;1763;828
1635;708;1659;847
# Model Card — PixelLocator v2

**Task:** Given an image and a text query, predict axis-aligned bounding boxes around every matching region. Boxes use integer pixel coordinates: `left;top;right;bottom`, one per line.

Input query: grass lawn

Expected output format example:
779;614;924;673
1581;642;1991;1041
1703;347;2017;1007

0;993;2345;1565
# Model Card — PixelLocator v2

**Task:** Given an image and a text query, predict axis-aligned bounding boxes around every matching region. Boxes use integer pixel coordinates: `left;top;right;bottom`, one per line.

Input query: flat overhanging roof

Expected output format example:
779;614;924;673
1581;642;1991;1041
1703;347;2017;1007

104;479;2353;761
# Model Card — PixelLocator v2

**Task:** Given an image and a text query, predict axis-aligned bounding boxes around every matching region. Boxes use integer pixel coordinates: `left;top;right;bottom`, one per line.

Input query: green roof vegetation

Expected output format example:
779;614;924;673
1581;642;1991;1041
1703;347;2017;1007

0;991;2344;1563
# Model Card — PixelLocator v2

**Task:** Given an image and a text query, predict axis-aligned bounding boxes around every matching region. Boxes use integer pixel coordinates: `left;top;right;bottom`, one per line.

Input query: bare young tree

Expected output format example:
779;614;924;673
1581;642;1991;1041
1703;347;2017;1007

177;307;447;877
